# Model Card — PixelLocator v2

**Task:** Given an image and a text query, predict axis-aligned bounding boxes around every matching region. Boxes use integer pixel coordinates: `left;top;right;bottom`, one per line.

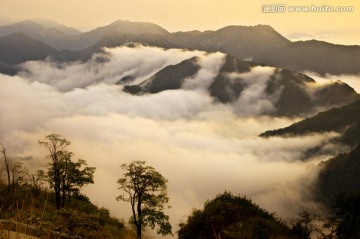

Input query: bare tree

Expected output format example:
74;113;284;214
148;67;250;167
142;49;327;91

10;161;28;190
1;143;11;190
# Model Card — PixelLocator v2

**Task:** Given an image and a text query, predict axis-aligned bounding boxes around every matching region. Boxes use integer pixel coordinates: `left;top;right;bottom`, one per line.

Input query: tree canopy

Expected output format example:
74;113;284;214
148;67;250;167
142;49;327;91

178;192;294;239
116;160;172;239
38;133;95;209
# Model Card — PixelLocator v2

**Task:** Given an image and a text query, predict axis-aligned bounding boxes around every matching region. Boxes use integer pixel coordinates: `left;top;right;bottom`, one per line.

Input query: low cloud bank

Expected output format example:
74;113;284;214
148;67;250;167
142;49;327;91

0;45;346;237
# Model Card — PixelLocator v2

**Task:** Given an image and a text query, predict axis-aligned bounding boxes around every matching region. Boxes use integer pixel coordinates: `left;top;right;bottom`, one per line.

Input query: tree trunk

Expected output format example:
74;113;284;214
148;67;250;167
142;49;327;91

136;195;142;239
61;174;66;208
54;167;61;209
1;144;11;190
136;224;142;239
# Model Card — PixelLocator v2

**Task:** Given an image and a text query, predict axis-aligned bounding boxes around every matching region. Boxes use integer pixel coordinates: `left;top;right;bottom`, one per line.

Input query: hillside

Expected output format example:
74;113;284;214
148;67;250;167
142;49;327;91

260;99;360;146
124;56;200;94
0;32;57;65
0;61;19;75
260;100;360;207
317;144;360;205
0;180;131;239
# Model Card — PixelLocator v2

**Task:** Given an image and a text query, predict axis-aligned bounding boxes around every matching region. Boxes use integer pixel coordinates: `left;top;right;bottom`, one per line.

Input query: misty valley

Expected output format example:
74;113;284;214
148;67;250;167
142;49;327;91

1;19;360;239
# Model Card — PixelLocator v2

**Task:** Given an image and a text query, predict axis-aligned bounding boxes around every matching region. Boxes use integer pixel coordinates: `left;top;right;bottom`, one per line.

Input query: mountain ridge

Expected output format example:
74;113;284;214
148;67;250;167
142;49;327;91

0;19;359;75
260;99;360;146
123;54;359;117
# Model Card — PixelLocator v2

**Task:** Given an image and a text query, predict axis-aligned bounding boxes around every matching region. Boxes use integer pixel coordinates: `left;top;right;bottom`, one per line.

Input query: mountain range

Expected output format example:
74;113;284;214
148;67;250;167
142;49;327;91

0;19;359;75
124;54;359;117
0;18;359;117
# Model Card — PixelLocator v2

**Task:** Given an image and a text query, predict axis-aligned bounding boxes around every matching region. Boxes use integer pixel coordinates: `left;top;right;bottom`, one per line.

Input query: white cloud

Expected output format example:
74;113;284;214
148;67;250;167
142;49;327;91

19;45;206;91
305;71;360;93
182;52;225;91
0;46;347;238
229;66;279;115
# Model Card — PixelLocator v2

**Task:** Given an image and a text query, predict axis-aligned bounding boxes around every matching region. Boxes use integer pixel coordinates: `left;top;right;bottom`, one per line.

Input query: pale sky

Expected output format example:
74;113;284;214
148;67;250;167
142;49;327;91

1;0;359;44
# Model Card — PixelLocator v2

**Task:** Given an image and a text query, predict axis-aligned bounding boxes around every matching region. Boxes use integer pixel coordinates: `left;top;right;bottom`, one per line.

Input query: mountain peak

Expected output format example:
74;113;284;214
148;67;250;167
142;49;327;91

29;18;82;35
102;19;170;35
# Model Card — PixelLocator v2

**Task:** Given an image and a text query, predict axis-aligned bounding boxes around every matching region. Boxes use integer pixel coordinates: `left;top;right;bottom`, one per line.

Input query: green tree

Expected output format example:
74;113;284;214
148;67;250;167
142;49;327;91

178;192;293;239
116;160;172;239
38;133;95;209
61;157;96;205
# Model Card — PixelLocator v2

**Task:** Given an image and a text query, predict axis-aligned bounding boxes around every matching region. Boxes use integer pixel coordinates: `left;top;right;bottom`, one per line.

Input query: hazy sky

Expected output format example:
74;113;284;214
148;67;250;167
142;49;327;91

1;0;360;43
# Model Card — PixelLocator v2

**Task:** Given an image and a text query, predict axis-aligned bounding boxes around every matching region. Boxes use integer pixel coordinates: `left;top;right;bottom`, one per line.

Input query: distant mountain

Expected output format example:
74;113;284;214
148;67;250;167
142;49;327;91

170;27;360;75
0;19;359;75
0;32;57;65
260;99;360;147
53;33;178;63
286;32;313;40
79;23;360;75
124;54;359;117
30;18;82;35
254;40;360;75
171;25;290;60
0;19;170;51
317;144;360;205
78;19;169;49
49;20;170;51
0;20;80;50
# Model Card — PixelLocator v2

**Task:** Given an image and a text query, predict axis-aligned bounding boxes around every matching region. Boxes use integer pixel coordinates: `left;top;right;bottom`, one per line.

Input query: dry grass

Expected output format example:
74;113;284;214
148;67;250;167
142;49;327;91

0;230;39;239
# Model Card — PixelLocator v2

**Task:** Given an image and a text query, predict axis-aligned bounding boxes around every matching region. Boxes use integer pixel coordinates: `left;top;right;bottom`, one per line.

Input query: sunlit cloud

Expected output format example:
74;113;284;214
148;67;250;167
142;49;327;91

0;45;349;238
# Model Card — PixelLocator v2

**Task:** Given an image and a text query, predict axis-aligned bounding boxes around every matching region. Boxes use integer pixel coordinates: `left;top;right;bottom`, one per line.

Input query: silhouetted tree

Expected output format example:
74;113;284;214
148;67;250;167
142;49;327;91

10;161;28;191
39;133;95;209
290;208;322;239
178;191;293;239
116;160;172;239
38;134;70;209
30;169;46;195
333;192;360;239
1;143;11;190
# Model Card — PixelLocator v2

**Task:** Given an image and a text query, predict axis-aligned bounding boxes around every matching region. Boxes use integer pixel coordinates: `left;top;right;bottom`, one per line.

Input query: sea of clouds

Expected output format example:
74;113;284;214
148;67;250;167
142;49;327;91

0;45;351;237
